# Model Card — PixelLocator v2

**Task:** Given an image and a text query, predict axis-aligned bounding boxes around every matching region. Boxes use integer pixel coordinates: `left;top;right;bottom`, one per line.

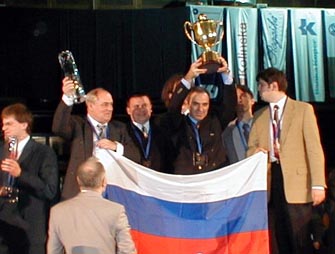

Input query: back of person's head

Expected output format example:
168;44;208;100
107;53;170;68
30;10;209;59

256;67;288;92
76;157;106;191
161;73;183;107
236;84;254;99
1;103;33;134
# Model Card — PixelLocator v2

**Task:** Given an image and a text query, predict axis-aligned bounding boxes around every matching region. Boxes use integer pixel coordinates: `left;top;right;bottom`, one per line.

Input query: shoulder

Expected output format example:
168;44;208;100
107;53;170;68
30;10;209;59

109;120;126;128
253;106;268;120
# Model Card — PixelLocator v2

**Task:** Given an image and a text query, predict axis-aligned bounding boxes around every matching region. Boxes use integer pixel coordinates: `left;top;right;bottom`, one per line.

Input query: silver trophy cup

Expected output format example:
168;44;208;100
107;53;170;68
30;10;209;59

58;50;86;104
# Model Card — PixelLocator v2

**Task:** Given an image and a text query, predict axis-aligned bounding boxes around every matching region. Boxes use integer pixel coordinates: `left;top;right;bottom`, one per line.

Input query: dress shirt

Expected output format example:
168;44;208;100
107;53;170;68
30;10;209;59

133;121;150;135
181;71;233;89
87;115;124;156
17;135;30;159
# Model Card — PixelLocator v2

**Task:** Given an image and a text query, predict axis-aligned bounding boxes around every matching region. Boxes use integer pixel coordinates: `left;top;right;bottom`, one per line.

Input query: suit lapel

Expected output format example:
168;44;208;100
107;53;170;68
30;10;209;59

18;138;35;163
84;120;94;159
280;98;294;146
232;125;245;161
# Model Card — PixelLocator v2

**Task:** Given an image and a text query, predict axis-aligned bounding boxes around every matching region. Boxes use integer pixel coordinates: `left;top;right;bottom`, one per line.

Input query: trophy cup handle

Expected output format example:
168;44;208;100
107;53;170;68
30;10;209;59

213;21;224;47
184;21;198;45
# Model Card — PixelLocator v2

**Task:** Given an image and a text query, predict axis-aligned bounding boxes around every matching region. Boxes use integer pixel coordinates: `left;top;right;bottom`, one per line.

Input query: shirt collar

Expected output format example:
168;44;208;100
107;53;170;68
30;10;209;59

133;121;150;131
87;114;107;128
17;135;30;159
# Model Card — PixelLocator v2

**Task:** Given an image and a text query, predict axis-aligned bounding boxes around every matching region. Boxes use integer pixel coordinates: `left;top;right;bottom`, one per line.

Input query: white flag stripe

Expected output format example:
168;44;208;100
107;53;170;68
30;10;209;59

96;149;267;204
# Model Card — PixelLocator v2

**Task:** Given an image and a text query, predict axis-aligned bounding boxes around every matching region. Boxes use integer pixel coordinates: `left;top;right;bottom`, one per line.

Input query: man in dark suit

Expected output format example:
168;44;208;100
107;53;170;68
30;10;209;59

47;157;136;254
166;57;237;174
52;77;130;200
123;94;174;173
247;67;326;254
0;103;59;254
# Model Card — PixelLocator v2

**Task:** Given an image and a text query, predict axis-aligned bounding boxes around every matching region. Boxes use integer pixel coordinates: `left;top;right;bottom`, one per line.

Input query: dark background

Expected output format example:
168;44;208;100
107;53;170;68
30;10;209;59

0;6;334;171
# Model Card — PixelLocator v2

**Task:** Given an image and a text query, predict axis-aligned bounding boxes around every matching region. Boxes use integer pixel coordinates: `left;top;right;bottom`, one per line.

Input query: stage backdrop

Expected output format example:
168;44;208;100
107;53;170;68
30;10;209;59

97;149;269;254
188;5;334;102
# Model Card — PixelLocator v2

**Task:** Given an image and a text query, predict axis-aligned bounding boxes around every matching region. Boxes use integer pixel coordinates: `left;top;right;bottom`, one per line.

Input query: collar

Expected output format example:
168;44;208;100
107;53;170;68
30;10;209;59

187;115;198;126
87;114;107;128
270;95;287;110
17;135;30;159
133;121;150;131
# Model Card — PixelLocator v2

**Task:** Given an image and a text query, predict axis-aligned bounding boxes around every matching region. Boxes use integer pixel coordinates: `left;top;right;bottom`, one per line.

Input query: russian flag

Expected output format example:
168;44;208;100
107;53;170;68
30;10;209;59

96;150;269;254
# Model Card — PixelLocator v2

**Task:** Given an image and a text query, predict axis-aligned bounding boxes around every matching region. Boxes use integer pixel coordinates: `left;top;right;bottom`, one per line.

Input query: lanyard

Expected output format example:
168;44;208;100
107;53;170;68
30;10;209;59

87;118;110;140
133;125;151;160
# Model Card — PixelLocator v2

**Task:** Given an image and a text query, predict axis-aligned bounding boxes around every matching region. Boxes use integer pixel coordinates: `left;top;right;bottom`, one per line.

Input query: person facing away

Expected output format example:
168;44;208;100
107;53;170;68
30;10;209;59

123;93;174;173
47;156;136;254
0;103;59;254
164;57;237;174
52;77;131;200
246;67;326;254
222;84;255;164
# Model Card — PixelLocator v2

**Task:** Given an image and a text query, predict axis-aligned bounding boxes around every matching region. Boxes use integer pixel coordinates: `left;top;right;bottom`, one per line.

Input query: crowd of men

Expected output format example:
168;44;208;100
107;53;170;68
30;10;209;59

0;57;333;254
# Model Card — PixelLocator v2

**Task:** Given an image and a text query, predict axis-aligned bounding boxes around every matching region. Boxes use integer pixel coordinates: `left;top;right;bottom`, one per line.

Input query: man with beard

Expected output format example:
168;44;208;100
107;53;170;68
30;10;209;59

222;85;255;164
52;77;130;200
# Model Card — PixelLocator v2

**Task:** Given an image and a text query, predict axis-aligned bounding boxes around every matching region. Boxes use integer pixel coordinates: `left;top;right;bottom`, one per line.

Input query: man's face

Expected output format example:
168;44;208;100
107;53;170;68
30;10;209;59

236;88;254;114
87;90;113;124
258;79;274;102
126;96;151;124
189;92;210;121
2;116;27;141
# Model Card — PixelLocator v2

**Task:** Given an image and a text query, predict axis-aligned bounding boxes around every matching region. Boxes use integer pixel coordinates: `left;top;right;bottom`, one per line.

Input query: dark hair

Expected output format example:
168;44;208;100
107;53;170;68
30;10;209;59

1;103;33;134
126;93;151;107
236;84;254;98
161;73;183;107
256;67;288;92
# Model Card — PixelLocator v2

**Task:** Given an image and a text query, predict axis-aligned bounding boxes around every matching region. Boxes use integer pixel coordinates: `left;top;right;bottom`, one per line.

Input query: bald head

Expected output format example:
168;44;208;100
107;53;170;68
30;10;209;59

76;157;106;192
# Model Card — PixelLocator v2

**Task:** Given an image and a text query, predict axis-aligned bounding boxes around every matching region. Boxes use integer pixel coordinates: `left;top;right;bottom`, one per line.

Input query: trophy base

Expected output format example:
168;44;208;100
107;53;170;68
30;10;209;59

200;51;222;74
200;61;221;74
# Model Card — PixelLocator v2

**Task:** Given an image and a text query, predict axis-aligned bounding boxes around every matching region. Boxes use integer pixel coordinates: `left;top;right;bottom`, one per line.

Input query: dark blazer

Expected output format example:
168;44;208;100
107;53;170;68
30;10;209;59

52;101;130;200
0;138;59;254
166;81;237;174
123;120;174;173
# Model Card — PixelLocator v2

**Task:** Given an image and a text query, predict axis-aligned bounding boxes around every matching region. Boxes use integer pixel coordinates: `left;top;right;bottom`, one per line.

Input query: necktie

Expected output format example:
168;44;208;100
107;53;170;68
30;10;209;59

97;124;106;139
242;123;250;142
272;105;280;160
142;125;148;139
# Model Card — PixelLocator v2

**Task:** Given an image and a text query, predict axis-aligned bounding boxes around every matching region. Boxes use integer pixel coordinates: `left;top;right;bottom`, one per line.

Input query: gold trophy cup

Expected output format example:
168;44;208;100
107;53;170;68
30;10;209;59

184;14;224;73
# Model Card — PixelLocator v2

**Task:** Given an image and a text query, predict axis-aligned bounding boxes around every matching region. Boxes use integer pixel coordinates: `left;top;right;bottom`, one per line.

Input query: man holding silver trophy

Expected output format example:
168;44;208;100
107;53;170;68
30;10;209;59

53;51;131;200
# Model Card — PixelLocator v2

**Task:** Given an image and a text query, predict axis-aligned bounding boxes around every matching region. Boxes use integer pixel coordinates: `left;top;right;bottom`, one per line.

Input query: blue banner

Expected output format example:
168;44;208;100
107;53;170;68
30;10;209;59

324;10;335;99
226;7;258;97
290;9;325;101
260;8;288;71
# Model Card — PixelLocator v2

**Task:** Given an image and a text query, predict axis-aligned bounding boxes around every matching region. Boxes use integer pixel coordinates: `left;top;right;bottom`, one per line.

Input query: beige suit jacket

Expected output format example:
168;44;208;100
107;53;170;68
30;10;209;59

247;98;326;203
47;191;136;254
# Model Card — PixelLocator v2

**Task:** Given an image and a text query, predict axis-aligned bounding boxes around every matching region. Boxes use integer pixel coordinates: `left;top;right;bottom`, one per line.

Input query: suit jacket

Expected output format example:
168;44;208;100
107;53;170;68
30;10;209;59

0;138;59;254
222;119;248;164
123;120;174;173
47;191;136;254
52;101;130;200
165;82;237;174
247;97;326;203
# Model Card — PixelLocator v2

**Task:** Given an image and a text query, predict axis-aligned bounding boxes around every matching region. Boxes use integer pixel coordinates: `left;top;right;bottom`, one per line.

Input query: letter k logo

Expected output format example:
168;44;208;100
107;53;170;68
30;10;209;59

299;19;317;35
